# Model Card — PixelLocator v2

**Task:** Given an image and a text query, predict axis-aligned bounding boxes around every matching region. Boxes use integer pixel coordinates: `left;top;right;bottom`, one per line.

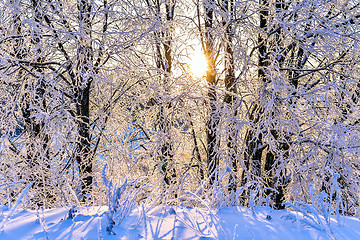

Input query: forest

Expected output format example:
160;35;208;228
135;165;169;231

1;0;360;228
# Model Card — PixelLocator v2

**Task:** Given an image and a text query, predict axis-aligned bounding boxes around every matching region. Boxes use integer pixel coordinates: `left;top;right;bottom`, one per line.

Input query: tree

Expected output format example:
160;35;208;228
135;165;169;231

203;0;219;186
144;0;177;187
241;0;360;210
222;0;238;193
0;0;155;205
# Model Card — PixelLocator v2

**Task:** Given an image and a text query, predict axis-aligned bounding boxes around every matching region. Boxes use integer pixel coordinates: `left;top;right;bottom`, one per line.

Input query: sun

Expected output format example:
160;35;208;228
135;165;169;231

189;51;208;78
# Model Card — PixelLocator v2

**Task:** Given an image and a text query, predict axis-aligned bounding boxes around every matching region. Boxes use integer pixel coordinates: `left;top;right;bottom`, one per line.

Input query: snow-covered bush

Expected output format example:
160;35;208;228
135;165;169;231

284;173;345;239
102;165;145;234
0;183;32;232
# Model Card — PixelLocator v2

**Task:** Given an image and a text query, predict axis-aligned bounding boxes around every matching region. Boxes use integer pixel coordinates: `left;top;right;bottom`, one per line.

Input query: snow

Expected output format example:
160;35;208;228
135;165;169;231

1;205;360;240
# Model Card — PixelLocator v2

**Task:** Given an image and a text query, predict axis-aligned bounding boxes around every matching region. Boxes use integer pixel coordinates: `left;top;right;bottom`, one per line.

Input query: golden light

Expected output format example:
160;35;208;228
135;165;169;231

189;51;208;78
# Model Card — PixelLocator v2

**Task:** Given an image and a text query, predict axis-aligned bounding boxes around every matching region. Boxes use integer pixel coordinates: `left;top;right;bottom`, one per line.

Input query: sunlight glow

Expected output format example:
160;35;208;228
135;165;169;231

189;51;208;78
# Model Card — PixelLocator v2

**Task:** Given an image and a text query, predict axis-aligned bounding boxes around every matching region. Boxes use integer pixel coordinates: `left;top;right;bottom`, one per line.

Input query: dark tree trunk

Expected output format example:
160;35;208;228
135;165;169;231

162;0;176;186
222;0;238;193
157;0;176;186
242;104;264;190
145;0;177;187
204;0;219;186
13;0;52;206
242;0;270;197
76;0;93;202
242;0;288;209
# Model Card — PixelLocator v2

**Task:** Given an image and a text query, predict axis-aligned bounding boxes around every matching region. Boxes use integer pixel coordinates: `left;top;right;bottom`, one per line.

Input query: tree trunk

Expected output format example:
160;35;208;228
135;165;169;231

76;0;93;203
204;0;219;186
222;0;238;193
242;0;270;197
242;0;287;209
13;0;52;206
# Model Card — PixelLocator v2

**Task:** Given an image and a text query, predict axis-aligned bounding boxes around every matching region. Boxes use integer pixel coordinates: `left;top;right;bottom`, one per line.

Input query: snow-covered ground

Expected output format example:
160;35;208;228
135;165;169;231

1;205;360;240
